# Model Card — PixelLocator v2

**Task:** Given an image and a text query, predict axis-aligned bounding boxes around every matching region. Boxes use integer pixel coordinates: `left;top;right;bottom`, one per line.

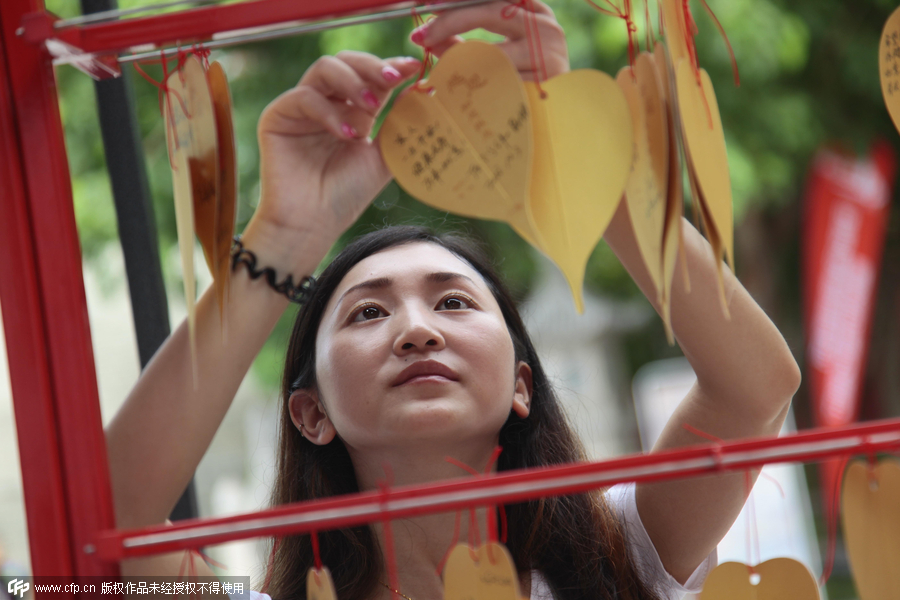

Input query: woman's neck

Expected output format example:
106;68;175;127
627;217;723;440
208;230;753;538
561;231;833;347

348;441;502;600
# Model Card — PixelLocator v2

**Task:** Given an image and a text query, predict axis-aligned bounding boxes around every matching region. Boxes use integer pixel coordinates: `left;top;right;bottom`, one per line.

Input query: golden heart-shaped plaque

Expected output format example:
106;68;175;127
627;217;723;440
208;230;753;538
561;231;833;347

524;70;633;313
700;559;820;600
380;41;537;242
444;542;522;600
618;52;669;308
879;7;900;136
307;566;337;600
842;459;900;600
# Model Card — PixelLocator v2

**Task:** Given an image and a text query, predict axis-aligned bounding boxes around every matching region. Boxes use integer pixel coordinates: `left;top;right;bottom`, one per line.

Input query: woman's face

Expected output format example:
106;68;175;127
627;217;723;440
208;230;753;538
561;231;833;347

309;242;531;454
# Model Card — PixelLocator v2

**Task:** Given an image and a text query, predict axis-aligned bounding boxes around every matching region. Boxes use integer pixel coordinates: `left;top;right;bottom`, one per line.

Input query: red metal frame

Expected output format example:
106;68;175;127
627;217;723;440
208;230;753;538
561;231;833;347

3;0;900;592
94;417;900;560
1;0;116;584
22;0;422;55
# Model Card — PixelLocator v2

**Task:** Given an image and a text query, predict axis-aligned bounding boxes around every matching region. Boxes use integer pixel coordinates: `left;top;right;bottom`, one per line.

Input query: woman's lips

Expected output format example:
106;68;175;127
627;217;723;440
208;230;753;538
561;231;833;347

392;360;460;386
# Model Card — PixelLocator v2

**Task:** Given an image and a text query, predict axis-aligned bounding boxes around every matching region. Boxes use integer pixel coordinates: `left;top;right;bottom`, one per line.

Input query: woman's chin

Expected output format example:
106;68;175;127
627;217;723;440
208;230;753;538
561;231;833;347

385;400;505;443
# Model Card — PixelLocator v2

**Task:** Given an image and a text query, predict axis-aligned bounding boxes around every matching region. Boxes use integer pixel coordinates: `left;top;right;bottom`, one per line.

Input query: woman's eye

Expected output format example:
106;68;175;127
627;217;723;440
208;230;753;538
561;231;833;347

439;296;470;311
353;305;385;322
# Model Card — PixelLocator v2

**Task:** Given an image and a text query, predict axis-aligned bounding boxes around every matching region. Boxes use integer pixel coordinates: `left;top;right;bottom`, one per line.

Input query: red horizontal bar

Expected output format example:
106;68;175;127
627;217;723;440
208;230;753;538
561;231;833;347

93;417;900;561
35;0;421;55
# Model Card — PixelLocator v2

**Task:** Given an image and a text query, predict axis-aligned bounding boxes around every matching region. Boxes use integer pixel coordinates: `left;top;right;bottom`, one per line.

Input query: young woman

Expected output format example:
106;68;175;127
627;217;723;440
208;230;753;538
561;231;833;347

105;2;801;599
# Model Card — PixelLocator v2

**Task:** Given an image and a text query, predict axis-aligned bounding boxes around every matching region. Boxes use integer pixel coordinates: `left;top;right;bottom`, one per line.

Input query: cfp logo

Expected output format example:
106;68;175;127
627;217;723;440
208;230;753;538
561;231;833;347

7;579;29;599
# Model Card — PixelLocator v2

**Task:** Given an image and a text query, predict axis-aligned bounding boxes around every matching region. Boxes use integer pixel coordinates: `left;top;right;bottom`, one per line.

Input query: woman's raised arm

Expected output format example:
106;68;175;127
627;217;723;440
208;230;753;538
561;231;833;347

105;53;421;533
603;202;801;584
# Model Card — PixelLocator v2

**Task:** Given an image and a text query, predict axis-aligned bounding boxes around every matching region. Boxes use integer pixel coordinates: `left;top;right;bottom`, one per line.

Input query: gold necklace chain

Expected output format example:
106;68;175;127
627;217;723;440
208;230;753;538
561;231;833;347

380;581;414;600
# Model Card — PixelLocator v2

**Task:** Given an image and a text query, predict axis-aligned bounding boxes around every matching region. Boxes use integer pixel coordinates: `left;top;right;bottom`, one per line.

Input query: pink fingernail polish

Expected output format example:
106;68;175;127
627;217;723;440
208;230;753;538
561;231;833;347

341;123;358;138
382;66;402;83
362;89;380;108
410;26;427;45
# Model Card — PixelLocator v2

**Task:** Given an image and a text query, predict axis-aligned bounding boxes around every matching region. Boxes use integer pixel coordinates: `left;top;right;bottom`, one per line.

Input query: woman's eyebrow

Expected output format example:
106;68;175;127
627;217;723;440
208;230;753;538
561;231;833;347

425;272;477;287
336;272;477;307
337;277;393;306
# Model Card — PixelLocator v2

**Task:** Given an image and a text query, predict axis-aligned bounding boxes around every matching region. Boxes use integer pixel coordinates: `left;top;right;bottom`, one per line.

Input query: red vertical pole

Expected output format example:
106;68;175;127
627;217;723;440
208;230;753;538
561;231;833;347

0;21;75;581
0;0;118;580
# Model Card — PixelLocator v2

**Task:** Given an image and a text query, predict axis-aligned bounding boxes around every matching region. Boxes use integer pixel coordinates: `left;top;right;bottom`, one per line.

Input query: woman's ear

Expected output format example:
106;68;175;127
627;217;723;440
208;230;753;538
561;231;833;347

512;361;533;418
288;389;337;445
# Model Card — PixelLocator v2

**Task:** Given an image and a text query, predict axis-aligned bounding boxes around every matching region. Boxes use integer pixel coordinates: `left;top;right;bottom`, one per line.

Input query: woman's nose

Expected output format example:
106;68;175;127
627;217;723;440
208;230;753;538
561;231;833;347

393;307;446;354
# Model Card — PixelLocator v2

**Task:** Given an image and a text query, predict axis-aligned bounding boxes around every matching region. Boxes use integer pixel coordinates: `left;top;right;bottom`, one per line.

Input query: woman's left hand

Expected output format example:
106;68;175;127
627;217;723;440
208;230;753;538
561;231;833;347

410;0;569;81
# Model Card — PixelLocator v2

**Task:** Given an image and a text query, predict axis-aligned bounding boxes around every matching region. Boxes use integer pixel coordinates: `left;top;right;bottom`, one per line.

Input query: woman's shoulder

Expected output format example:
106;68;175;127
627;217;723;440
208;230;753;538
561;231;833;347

603;483;717;599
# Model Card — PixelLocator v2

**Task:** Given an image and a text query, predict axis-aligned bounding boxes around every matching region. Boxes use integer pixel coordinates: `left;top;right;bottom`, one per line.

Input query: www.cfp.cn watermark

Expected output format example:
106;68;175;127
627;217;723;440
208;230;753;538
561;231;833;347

7;579;29;599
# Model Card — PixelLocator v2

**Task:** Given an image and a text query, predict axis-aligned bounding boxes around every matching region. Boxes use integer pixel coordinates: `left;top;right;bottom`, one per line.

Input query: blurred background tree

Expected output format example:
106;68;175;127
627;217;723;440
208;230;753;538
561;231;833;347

46;1;900;594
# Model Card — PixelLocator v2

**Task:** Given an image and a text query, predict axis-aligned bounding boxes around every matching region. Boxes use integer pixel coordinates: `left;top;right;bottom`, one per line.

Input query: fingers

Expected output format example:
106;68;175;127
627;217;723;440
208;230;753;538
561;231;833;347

300;53;389;117
261;53;420;140
428;35;465;59
410;1;568;77
411;0;555;47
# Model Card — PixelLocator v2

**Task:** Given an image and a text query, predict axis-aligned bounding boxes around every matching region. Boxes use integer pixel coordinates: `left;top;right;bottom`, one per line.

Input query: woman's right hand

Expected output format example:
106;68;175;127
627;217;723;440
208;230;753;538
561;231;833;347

248;52;421;265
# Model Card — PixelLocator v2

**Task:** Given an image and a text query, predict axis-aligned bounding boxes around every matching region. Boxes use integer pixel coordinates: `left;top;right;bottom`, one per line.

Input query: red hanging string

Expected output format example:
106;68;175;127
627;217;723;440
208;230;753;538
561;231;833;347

583;0;638;67
379;465;401;599
501;0;549;97
132;46;213;169
696;0;739;86
683;424;762;572
644;0;653;52
261;537;281;594
411;7;436;93
435;510;464;575
311;530;323;573
445;447;504;564
820;455;851;585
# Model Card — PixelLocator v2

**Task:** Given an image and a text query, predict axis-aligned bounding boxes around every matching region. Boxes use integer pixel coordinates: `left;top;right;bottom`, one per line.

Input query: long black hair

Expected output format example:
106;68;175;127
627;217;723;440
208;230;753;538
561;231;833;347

266;226;661;600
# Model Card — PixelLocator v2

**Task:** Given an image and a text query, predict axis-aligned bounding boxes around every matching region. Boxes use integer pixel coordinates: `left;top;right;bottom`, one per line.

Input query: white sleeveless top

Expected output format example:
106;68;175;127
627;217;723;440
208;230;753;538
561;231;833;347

237;483;716;600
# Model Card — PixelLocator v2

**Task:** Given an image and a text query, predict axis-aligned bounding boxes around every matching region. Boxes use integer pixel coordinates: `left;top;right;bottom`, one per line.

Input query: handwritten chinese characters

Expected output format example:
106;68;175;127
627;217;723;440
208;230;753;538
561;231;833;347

880;7;900;136
379;40;535;238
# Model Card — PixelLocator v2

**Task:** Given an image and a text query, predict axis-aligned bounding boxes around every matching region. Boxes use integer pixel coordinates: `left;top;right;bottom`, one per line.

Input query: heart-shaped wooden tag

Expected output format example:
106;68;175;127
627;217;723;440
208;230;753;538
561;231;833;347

675;60;733;318
879;7;900;136
165;55;219;372
653;43;688;344
524;70;633;313
675;61;733;270
659;0;691;69
841;459;900;600
208;61;237;325
380;41;536;242
307;566;337;600
443;544;480;600
617;52;669;309
444;542;523;600
700;559;820;600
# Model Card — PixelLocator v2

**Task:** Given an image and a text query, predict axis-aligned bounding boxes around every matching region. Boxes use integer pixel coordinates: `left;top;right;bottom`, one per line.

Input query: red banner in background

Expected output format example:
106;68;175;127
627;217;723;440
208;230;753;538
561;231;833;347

802;143;895;524
803;143;894;429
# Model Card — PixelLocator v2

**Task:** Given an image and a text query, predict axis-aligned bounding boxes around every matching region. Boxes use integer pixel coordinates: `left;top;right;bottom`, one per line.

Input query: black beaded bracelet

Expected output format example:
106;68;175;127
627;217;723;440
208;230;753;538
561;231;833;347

231;236;316;304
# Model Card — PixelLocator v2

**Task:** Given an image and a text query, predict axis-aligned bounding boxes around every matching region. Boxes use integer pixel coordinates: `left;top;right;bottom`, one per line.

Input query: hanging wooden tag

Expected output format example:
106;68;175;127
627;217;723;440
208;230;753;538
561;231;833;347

617;52;669;309
443;542;523;600
443;544;481;600
164;55;219;371
879;7;900;136
674;60;733;316
652;44;687;344
841;459;900;600
476;542;521;600
659;0;690;69
208;61;238;325
524;70;633;313
700;559;820;600
380;41;537;243
307;567;337;600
